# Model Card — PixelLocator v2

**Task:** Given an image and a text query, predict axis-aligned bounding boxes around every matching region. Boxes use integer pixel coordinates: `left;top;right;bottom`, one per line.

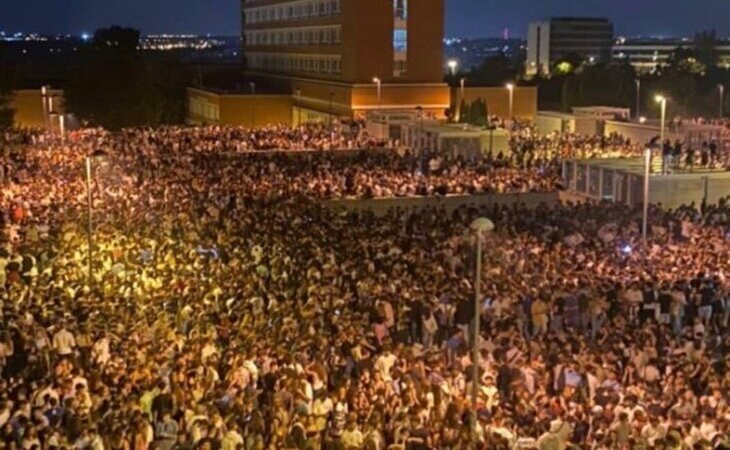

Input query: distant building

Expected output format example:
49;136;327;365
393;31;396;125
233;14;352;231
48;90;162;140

526;17;614;76
613;37;730;72
241;0;450;121
443;37;525;72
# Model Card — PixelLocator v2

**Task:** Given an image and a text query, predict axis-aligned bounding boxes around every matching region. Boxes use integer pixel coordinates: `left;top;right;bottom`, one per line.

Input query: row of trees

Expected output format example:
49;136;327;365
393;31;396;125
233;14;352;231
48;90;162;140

1;26;197;131
454;30;728;119
0;46;15;129
64;27;188;130
457;99;490;126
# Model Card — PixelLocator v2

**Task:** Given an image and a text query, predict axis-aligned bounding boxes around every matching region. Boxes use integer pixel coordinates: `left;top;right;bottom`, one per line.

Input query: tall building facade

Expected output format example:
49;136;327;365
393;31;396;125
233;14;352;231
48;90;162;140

242;0;449;121
526;17;614;76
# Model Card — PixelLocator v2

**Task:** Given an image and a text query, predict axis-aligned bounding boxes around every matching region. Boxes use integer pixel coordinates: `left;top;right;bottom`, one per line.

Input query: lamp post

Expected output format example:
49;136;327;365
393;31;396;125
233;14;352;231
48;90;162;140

469;217;495;443
505;83;515;119
447;59;458;76
295;89;302;126
250;82;256;127
655;95;667;147
635;79;641;120
719;84;725;118
642;147;651;251
415;106;424;150
457;77;465;122
329;92;335;130
85;149;107;288
372;77;382;113
41;86;49;130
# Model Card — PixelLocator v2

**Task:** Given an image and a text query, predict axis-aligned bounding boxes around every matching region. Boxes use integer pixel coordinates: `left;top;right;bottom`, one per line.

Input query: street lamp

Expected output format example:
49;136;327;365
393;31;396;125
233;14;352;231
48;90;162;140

329;92;335;130
85;149;108;288
655;95;667;147
250;82;257;127
372;77;382;112
41;86;50;130
457;77;466;122
295;89;302;126
635;79;641;120
415;106;424;150
642;146;651;250
447;59;458;76
469;217;495;443
718;84;725;118
505;83;515;119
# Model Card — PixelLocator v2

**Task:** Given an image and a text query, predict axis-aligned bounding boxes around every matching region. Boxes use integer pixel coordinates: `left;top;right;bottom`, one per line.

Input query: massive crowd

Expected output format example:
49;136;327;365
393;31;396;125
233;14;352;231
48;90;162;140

0;127;729;450
510;129;644;165
1;128;562;199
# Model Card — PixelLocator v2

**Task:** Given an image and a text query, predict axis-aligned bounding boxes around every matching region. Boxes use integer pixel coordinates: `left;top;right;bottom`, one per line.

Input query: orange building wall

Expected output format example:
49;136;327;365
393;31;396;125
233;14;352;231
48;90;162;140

342;0;392;83
407;0;445;83
351;84;450;116
457;87;538;120
11;89;65;128
187;88;293;127
220;95;293;127
243;0;445;85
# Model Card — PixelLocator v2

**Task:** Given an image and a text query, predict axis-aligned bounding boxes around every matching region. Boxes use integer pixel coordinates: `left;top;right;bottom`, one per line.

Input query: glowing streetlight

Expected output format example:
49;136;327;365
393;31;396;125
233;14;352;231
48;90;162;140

447;59;458;75
718;84;725;118
505;83;515;119
655;95;667;146
372;77;382;112
457;77;466;122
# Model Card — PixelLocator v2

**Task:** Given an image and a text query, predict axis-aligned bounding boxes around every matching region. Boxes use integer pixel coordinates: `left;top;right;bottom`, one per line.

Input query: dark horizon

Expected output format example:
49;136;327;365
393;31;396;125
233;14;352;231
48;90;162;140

1;0;729;40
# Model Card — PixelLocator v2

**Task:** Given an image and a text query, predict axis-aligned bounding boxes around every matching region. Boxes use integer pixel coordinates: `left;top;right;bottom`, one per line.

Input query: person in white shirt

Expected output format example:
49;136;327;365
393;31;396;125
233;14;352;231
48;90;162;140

52;323;76;358
221;424;243;450
340;415;364;449
374;348;398;383
641;416;667;446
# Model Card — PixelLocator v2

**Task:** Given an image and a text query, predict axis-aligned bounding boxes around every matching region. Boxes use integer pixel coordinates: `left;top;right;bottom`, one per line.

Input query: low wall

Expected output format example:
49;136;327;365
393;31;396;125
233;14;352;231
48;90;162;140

458;87;538;120
604;120;681;145
326;192;560;216
648;174;730;209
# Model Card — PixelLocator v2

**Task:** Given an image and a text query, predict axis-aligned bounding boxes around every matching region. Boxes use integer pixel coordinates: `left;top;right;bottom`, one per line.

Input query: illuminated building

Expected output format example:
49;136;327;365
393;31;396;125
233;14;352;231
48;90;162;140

526;17;614;77
241;0;450;122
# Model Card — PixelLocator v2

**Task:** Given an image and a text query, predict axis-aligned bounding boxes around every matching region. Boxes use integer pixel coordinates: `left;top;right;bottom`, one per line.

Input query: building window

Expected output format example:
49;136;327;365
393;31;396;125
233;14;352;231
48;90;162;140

394;0;407;20
393;29;407;52
393;0;407;77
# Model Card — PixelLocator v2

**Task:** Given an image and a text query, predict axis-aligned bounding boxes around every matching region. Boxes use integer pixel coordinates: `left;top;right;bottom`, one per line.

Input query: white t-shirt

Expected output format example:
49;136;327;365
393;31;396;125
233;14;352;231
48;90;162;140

53;329;76;356
375;353;398;382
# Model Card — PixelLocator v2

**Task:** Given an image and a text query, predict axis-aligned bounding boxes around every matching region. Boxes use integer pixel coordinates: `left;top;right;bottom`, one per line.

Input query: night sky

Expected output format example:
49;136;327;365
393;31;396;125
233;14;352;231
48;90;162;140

1;0;729;39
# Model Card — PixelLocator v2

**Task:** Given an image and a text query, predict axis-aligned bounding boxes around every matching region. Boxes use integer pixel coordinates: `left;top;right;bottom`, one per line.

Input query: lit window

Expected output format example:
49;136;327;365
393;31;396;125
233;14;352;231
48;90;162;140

393;29;407;52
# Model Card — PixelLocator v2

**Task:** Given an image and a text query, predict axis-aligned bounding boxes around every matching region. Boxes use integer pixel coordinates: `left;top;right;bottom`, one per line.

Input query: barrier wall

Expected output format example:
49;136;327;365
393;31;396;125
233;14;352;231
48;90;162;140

327;192;560;216
603;120;681;145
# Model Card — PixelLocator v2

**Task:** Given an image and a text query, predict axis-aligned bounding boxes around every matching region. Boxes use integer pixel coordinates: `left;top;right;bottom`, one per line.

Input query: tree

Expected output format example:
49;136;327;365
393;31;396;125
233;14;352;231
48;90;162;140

459;100;471;124
471;99;488;126
64;26;183;130
560;62;636;111
469;53;520;86
92;26;140;53
553;53;585;75
0;43;14;129
694;30;718;68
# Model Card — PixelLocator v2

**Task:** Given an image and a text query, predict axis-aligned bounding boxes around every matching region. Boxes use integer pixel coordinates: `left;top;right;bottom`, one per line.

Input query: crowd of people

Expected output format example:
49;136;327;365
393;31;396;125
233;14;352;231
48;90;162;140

1;129;563;200
0;126;729;450
510;130;644;167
